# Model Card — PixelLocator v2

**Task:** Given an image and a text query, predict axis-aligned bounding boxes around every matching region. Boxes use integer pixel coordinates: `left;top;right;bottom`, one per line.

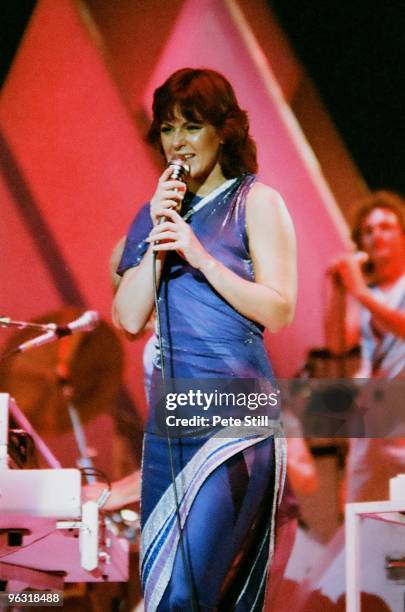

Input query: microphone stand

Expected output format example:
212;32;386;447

336;283;348;378
0;317;57;363
0;316;58;332
0;312;99;361
57;362;139;542
57;373;98;484
151;158;199;611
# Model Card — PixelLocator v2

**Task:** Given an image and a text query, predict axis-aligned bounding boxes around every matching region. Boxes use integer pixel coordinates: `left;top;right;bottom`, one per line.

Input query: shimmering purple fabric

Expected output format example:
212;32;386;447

118;173;274;380
118;174;282;611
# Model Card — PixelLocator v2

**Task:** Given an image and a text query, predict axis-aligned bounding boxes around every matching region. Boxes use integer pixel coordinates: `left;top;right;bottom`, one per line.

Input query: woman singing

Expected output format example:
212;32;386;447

114;68;297;611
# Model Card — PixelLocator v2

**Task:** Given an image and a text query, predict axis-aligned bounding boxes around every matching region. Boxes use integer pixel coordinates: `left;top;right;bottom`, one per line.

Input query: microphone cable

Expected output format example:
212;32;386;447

152;159;200;611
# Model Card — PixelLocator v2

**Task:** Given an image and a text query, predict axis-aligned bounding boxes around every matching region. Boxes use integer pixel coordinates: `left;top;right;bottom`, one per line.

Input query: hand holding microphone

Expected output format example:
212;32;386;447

147;157;211;269
150;156;190;226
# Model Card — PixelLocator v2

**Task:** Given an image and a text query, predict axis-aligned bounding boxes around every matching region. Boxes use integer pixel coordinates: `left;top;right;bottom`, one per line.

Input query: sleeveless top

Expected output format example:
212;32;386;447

118;173;274;381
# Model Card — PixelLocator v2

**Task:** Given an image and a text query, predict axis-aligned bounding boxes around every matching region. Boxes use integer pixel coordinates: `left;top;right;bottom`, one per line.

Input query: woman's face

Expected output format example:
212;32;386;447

160;107;223;187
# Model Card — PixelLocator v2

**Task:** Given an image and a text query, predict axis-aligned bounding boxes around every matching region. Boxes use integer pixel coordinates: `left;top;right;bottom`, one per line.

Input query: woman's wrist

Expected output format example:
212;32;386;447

198;254;218;275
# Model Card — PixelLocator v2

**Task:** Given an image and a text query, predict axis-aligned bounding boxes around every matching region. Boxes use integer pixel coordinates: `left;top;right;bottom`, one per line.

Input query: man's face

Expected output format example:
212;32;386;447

359;207;405;264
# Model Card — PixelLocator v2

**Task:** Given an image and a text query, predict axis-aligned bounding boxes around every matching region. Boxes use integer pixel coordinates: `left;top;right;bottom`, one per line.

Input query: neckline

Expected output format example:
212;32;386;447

182;178;237;221
182;191;203;206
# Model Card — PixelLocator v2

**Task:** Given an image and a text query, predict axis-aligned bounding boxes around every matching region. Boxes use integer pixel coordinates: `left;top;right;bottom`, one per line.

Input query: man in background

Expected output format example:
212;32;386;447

326;190;405;501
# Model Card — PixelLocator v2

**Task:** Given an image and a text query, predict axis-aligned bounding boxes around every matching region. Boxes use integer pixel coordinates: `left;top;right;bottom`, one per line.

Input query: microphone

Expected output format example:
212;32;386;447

168;155;190;183
158;156;190;225
13;311;100;354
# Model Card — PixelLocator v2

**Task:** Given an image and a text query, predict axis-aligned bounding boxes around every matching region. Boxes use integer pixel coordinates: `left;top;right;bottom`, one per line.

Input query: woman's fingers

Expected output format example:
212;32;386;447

147;231;178;243
148;210;183;237
151;200;180;225
159;166;175;182
156;208;182;221
158;198;182;211
150;171;187;224
147;210;184;246
148;207;205;265
147;210;187;251
153;241;183;251
163;180;187;192
148;221;174;235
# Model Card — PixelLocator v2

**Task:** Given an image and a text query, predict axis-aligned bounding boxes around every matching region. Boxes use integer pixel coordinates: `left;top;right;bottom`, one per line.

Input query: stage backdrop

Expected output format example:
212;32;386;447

0;0;366;434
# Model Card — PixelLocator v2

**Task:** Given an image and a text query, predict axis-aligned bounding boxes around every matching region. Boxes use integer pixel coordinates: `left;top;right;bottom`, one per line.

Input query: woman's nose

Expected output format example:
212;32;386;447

172;129;186;149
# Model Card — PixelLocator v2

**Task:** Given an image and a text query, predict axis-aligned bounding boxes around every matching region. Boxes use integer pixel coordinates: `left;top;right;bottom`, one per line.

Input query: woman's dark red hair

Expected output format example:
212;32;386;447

147;68;258;178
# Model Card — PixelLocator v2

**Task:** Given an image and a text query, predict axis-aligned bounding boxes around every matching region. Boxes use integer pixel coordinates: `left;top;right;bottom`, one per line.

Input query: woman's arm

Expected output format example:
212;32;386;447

245;183;297;331
113;168;187;335
148;183;297;332
112;244;164;334
110;236;126;292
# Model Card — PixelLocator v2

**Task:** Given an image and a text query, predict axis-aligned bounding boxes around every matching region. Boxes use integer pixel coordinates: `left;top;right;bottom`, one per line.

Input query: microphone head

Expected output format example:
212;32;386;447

68;310;100;333
168;156;190;181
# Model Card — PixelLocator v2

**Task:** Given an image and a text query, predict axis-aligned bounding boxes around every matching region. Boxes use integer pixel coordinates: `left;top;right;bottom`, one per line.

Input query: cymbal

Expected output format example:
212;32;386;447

0;307;123;435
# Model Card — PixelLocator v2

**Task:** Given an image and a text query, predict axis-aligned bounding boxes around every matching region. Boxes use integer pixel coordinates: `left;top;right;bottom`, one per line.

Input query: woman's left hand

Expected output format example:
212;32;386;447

146;208;210;269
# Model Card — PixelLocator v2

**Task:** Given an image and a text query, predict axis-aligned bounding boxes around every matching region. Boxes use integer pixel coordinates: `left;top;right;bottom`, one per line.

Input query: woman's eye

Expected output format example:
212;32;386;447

160;126;172;134
187;124;202;131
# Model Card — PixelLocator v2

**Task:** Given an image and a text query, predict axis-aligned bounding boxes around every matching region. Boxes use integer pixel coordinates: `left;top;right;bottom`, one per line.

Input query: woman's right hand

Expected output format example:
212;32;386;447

150;166;187;226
